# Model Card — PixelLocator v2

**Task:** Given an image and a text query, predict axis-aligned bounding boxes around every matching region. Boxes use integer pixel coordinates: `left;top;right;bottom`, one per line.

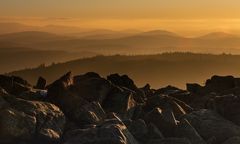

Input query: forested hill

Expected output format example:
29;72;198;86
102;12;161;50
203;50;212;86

9;52;240;88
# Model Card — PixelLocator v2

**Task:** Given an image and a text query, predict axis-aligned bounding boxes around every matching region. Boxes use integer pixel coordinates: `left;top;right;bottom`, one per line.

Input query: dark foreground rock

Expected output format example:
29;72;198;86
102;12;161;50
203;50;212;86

35;76;47;89
1;72;240;144
185;109;240;144
0;75;31;95
0;89;65;144
63;114;138;144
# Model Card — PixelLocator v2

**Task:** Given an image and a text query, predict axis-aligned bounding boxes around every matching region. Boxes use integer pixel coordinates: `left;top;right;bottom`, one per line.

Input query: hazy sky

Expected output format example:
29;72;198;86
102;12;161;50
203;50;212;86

1;0;240;18
1;0;240;34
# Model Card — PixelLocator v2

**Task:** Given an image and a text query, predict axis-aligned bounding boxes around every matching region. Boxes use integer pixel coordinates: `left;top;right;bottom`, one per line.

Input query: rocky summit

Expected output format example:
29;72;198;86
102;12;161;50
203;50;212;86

1;72;240;144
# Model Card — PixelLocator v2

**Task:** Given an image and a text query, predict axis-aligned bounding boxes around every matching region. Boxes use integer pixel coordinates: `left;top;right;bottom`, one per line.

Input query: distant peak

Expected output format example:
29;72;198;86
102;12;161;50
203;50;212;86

198;32;238;39
140;30;179;37
0;31;59;37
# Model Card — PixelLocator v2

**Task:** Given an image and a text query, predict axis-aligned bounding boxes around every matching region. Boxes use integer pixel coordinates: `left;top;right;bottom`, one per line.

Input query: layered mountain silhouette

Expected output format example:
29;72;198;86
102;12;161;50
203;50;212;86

1;28;240;53
0;22;87;34
1;25;240;73
0;31;73;45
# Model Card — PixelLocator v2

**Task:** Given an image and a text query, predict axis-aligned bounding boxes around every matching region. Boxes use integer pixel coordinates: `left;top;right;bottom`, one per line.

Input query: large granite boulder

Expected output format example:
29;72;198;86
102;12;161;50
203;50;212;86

127;119;148;142
47;72;106;125
47;71;73;105
71;101;106;126
0;92;65;144
0;75;31;95
145;95;192;119
184;109;240;144
155;85;193;105
146;123;164;141
73;72;101;82
35;76;47;89
107;73;145;103
126;119;165;143
206;94;240;126
18;89;48;101
175;119;206;144
107;74;137;91
205;75;236;93
155;86;183;95
140;84;155;98
0;108;36;143
144;108;178;137
63;114;139;144
72;73;112;104
187;75;240;109
186;83;204;94
102;86;137;119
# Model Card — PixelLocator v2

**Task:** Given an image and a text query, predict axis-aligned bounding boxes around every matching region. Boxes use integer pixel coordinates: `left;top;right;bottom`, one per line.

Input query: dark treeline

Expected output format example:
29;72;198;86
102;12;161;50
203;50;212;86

9;52;240;88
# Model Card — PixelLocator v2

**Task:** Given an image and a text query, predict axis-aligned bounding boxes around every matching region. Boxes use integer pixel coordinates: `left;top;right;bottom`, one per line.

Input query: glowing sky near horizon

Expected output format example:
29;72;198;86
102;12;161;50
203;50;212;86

1;0;240;34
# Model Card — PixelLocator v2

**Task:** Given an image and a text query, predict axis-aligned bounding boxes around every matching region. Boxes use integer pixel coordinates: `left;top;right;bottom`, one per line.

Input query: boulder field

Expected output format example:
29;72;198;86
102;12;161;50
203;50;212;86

1;72;240;144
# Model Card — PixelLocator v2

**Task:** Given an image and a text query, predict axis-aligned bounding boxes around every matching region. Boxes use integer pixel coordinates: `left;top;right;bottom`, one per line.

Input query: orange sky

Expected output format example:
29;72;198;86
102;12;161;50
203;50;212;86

1;0;240;36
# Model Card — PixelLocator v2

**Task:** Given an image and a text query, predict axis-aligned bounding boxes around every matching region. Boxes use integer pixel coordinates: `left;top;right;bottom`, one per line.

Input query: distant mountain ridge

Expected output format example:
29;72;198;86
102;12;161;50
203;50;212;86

2;26;240;74
1;28;240;54
0;22;87;34
139;30;180;37
197;32;239;39
0;31;73;44
0;22;36;34
9;53;240;88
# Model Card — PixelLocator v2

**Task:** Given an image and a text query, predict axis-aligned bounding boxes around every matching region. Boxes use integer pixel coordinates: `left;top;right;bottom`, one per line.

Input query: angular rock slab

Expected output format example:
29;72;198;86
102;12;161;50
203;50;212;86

64;114;139;144
222;137;240;144
102;86;137;119
175;119;206;144
47;72;106;125
144;108;178;137
0;94;65;144
184;109;240;144
209;95;240;126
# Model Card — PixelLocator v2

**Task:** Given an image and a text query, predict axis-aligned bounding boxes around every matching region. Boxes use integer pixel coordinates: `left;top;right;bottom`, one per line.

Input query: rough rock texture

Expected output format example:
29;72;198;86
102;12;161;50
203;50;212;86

35;76;47;89
72;73;112;104
126;119;148;142
222;137;240;144
144;108;178;137
107;73;145;103
18;89;48;101
63;114;138;144
0;75;31;95
1;73;240;144
0;90;65;144
175;119;206;144
102;86;137;119
185;109;240;144
206;95;240;126
47;72;106;125
145;95;192;119
205;75;236;93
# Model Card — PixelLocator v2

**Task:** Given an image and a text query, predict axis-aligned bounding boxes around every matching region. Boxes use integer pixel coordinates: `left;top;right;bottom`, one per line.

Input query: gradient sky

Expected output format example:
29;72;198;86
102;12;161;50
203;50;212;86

1;0;240;35
1;0;240;18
